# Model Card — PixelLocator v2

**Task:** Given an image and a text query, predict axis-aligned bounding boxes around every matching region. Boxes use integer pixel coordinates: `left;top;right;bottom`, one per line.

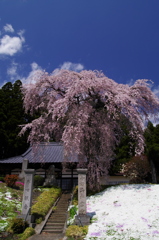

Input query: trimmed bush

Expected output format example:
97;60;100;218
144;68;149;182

9;218;29;234
66;225;88;240
121;155;151;183
18;227;35;240
31;187;61;223
4;174;18;188
15;181;24;190
72;186;78;205
34;175;45;187
0;176;4;182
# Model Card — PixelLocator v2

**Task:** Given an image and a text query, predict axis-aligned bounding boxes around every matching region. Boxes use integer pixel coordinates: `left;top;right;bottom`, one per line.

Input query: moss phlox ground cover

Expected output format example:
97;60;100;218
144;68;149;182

0;182;22;232
85;184;159;240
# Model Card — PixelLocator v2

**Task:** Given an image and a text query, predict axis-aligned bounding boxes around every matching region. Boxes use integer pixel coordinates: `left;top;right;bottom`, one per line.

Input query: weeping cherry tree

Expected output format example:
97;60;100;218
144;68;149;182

20;69;159;190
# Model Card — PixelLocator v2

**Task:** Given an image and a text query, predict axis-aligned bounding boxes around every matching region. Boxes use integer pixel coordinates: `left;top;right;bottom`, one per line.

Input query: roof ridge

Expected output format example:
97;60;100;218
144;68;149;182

32;142;63;146
21;146;32;157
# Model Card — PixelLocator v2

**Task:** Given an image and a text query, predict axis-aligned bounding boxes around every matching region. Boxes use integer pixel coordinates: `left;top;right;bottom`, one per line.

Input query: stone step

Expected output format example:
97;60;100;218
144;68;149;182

47;221;64;225
51;211;66;216
55;209;68;211
53;211;67;213
56;206;68;208
48;219;65;221
56;204;68;206
58;205;68;207
48;218;65;222
45;222;64;226
55;210;67;212
41;192;71;234
44;225;63;230
49;214;66;217
48;218;66;222
49;216;66;219
54;210;67;212
58;203;69;205
43;229;63;234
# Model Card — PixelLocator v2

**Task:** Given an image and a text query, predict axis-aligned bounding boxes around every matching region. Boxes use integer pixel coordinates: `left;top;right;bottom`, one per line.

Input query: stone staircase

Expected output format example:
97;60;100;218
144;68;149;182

42;192;71;234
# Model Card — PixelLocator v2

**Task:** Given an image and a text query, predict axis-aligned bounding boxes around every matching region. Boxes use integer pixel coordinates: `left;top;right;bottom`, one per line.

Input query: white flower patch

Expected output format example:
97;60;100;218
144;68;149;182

0;190;22;232
5;191;12;200
67;205;78;226
85;184;159;240
0;221;8;232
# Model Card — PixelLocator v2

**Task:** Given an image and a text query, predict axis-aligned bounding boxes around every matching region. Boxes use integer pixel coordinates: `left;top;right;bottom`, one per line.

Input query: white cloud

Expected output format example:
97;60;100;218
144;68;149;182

4;61;44;86
0;34;25;56
126;78;135;86
0;24;25;56
59;61;84;72
22;61;84;86
3;24;14;33
144;85;159;126
153;86;159;98
7;61;19;81
17;29;25;42
22;62;44;85
31;62;40;71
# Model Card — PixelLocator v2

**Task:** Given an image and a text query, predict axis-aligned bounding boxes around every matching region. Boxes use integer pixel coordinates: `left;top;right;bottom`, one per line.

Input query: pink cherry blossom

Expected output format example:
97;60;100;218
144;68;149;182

20;69;159;190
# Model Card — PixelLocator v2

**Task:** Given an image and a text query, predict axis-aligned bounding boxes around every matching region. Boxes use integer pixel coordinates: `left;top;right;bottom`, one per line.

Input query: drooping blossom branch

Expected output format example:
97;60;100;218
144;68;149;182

19;69;159;190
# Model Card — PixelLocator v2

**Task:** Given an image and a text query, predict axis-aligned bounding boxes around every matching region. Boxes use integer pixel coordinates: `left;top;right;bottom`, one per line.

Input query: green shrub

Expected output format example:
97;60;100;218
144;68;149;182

72;186;78;205
15;181;24;190
69;206;78;219
121;155;151;183
18;227;35;240
9;218;29;234
4;174;18;188
66;225;88;240
0;176;4;182
34;175;45;187
35;217;43;224
31;187;61;223
67;205;78;225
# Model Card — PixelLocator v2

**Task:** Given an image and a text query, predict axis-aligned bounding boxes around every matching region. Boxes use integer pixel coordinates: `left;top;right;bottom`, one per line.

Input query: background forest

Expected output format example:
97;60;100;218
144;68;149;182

0;80;30;159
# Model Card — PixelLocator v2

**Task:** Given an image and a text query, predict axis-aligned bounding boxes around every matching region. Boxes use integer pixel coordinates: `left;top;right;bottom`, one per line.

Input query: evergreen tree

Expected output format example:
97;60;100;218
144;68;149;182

0;80;29;159
109;115;136;175
144;121;159;182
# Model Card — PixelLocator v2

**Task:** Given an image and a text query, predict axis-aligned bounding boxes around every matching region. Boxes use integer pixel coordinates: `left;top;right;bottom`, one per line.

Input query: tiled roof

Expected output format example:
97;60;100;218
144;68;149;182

0;142;72;164
0;155;23;164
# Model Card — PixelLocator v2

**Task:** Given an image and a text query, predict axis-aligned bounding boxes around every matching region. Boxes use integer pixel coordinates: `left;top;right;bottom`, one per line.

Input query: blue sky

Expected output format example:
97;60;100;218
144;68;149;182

0;0;159;94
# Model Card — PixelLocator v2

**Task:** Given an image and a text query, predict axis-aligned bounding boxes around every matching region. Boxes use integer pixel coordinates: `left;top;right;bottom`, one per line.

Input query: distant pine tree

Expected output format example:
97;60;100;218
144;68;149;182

109;115;136;175
0;80;30;159
144;121;159;182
